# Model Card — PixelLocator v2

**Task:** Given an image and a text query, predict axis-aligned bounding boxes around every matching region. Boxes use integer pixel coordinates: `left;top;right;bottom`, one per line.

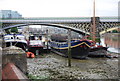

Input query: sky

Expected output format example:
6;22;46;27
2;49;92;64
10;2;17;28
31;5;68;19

0;0;119;17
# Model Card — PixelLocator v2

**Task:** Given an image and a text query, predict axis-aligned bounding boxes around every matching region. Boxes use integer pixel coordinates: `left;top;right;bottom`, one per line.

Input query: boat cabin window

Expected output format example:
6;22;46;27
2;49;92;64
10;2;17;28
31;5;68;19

29;36;42;40
29;36;35;40
16;37;19;39
11;37;14;39
39;36;42;40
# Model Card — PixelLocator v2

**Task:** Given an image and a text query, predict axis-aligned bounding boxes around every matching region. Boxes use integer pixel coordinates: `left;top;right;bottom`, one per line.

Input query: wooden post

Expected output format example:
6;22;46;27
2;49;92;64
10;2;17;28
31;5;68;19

46;29;49;53
28;25;29;34
105;28;108;47
3;36;6;48
68;29;71;67
36;50;39;55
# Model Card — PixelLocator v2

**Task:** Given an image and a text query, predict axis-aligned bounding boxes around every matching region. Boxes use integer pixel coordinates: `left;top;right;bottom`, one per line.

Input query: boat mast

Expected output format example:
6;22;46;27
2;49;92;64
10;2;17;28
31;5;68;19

92;0;96;41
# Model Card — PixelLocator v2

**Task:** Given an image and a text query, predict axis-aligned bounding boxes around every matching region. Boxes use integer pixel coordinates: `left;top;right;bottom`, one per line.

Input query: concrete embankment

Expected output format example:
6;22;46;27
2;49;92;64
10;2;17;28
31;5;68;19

2;46;28;80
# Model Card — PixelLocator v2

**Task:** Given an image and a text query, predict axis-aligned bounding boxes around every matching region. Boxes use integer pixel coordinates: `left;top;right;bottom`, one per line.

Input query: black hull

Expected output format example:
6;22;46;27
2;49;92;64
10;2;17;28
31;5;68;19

88;47;108;56
51;45;90;59
6;42;27;51
28;47;43;55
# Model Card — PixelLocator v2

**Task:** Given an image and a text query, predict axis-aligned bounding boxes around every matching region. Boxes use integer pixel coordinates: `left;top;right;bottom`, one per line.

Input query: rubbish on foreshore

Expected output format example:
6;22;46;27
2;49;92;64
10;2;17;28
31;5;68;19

105;53;118;58
26;52;35;58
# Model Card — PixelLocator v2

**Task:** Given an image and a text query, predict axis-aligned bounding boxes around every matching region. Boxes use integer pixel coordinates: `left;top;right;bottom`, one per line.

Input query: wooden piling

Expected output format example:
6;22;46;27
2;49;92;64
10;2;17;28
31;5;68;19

68;29;71;67
105;29;108;47
46;29;49;53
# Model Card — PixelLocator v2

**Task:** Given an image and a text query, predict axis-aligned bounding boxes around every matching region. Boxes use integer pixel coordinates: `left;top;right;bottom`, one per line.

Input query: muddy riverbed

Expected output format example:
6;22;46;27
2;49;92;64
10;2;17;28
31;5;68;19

27;52;119;80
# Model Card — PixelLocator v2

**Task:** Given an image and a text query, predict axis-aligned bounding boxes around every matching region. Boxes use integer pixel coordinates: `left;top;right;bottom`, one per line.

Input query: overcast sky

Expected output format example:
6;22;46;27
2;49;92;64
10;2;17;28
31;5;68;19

0;0;119;17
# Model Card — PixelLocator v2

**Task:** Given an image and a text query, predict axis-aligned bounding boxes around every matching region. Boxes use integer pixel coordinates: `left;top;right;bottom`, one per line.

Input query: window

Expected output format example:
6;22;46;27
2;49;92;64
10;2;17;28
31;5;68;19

11;37;13;39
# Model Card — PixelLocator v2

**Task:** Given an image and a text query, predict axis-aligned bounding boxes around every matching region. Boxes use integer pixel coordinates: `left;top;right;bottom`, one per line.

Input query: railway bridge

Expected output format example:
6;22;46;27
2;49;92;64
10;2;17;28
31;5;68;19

0;17;119;35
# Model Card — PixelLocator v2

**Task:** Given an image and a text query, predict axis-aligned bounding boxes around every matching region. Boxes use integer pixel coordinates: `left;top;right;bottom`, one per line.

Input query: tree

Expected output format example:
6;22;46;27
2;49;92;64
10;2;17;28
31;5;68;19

5;29;10;34
112;30;118;33
11;27;18;33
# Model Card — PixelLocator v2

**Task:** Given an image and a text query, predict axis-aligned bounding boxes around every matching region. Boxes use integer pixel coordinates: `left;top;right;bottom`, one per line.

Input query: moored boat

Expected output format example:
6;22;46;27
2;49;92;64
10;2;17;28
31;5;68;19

49;39;91;59
28;35;44;55
4;34;28;51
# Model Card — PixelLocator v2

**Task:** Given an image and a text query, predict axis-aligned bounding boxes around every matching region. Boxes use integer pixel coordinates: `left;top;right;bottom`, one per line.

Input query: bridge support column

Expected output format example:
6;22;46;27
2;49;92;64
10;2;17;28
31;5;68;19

91;17;100;41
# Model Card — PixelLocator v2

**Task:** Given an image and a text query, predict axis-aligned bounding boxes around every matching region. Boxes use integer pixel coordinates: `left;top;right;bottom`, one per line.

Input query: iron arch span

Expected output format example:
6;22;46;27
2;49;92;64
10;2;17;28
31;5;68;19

2;23;90;35
100;26;120;35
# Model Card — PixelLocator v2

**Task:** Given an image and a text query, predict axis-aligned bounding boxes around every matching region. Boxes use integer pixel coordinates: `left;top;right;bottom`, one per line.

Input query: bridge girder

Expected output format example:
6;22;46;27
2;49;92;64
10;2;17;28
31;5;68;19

2;22;119;35
2;23;90;35
1;17;119;35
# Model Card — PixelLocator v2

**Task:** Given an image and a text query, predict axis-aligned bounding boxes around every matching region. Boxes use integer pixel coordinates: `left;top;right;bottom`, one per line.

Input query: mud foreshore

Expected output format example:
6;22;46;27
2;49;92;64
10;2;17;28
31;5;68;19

27;52;119;80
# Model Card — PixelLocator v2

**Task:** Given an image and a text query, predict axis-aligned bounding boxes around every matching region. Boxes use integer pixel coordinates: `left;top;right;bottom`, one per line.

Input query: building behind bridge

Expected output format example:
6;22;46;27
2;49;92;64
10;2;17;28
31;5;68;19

0;10;22;19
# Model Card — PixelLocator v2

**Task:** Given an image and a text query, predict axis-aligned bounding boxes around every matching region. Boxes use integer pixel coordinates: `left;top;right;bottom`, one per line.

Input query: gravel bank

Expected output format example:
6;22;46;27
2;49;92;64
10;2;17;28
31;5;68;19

27;53;119;80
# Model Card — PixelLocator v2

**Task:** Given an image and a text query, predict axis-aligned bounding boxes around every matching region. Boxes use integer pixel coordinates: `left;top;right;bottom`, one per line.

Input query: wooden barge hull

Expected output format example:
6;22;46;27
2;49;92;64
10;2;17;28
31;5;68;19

50;41;91;59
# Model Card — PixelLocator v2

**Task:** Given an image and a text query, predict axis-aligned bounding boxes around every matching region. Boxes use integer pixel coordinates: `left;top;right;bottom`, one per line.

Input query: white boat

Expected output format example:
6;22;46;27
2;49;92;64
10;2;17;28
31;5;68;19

28;35;44;55
4;34;28;51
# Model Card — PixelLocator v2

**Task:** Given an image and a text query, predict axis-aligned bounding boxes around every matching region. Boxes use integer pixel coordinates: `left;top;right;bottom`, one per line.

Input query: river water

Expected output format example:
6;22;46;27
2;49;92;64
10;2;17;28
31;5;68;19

100;33;120;53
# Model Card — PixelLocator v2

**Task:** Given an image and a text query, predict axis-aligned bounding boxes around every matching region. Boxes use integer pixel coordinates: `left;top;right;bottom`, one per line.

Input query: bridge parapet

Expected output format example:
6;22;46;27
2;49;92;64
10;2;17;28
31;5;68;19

0;16;118;21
